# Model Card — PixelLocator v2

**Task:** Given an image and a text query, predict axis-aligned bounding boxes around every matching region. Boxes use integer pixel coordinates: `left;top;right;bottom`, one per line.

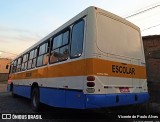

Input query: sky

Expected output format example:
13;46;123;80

0;0;160;59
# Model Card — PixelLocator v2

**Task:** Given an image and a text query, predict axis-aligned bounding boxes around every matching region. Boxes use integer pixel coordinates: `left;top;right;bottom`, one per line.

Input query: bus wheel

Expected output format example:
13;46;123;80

31;87;40;112
11;85;17;97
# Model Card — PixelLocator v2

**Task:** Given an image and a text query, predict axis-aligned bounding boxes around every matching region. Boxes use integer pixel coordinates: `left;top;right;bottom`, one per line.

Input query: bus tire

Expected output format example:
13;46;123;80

31;87;40;112
11;85;17;98
12;91;17;97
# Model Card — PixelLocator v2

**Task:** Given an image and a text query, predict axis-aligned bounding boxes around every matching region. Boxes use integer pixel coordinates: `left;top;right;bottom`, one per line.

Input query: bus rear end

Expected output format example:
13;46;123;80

84;7;149;108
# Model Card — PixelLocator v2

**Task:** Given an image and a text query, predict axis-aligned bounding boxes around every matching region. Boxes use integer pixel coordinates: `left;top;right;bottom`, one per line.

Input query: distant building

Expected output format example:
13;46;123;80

142;35;160;103
0;58;12;82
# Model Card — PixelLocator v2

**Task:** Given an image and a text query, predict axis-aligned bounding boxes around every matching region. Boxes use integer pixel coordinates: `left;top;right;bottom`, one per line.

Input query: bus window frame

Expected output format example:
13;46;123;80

21;53;29;71
36;40;50;67
70;19;85;59
50;28;70;64
16;57;22;72
27;48;38;70
13;60;17;73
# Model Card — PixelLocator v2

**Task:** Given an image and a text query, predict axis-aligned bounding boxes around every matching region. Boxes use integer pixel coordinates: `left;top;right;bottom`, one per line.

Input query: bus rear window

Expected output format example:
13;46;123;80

97;13;143;59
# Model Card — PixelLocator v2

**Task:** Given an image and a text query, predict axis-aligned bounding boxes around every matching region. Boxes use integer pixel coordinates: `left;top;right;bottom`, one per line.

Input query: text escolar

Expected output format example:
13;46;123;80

112;65;135;75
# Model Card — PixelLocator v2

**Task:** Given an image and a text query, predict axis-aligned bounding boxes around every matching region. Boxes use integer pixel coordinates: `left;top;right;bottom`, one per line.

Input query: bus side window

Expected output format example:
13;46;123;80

21;54;28;71
10;64;13;74
13;60;17;73
17;57;22;72
59;31;69;61
37;42;49;67
70;20;84;58
28;50;34;69
50;34;62;63
32;49;37;68
43;41;49;65
50;30;69;63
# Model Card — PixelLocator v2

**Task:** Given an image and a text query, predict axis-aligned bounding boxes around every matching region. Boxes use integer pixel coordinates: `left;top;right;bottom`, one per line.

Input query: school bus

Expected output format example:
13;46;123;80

7;6;149;111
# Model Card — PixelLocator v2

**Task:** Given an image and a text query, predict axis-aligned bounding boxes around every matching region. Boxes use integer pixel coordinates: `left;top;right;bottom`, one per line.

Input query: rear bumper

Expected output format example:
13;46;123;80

86;92;149;108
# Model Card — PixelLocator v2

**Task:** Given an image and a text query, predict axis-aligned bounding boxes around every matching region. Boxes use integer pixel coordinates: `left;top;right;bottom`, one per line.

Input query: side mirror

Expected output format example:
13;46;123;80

6;64;9;69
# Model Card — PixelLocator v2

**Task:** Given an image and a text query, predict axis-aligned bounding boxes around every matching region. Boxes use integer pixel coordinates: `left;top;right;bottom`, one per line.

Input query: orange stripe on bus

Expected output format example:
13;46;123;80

86;58;146;79
11;58;146;80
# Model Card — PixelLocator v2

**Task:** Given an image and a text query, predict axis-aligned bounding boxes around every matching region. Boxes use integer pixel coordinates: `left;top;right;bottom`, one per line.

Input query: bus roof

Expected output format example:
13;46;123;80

13;6;140;61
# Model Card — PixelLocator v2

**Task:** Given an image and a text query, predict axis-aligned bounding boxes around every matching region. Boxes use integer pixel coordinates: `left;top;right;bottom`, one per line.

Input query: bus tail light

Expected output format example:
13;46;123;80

8;76;11;84
87;82;95;87
87;76;95;81
86;88;95;93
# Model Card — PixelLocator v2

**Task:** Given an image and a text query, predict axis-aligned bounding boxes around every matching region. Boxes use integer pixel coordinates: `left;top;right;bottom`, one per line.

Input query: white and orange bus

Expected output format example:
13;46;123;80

7;6;149;111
